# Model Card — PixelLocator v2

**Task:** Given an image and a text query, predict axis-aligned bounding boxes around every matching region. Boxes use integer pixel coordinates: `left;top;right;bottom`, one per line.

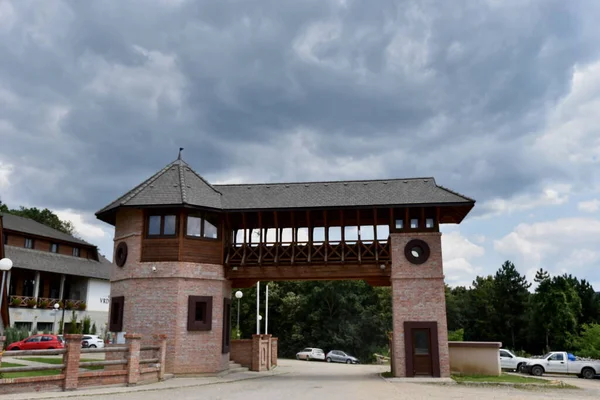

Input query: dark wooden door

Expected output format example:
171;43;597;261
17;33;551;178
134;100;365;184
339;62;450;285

412;328;433;376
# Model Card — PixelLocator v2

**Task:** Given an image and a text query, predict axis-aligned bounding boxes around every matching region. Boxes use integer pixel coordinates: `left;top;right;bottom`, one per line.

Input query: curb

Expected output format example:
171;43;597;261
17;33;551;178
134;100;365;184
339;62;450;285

0;370;289;400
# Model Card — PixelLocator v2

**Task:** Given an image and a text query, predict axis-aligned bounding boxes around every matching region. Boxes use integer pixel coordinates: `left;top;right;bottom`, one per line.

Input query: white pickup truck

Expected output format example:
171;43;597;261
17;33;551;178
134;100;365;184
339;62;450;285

524;351;600;379
499;349;531;372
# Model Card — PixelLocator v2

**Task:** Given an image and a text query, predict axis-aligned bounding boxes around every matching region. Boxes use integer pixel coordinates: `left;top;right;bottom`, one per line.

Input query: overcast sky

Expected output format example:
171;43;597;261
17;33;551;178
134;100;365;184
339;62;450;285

1;0;599;288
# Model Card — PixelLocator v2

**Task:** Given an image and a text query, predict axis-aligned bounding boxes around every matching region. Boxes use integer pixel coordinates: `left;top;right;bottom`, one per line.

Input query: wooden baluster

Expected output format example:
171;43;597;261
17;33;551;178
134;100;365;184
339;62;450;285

258;211;263;265
241;213;247;266
274;211;279;265
340;210;345;263
324;210;328;264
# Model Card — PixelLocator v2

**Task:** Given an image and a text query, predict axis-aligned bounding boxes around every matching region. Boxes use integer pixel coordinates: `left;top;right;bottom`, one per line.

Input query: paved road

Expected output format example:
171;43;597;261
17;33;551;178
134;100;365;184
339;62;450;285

17;359;600;400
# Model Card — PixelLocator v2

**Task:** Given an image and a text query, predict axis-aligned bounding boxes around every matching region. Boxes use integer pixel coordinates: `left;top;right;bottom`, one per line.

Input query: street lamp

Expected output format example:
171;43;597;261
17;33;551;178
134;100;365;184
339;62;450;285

0;258;13;334
53;303;60;334
235;290;243;339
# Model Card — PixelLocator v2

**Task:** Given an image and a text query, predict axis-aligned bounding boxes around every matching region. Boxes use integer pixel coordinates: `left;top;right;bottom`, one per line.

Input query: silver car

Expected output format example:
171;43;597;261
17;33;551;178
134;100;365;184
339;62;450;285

325;350;359;364
296;348;325;361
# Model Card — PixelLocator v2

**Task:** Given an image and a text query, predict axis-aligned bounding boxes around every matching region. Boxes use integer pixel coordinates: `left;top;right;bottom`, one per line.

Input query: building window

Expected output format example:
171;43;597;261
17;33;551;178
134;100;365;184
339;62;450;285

187;216;202;237
50;243;59;253
14;322;32;331
186;213;219;239
72;247;80;257
425;218;435;229
187;296;213;331
3;234;7;244
147;215;178;237
410;219;419;229
37;323;54;333
24;238;34;249
395;219;404;229
109;296;125;332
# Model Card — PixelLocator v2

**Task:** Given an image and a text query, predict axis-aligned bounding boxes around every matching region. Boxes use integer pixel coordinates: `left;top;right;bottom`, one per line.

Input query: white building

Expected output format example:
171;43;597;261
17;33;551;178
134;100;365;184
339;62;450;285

1;213;111;334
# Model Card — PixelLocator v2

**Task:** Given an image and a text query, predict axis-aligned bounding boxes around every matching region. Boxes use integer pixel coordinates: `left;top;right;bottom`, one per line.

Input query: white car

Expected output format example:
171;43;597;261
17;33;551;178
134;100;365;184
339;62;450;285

81;335;105;349
296;348;325;361
499;349;530;372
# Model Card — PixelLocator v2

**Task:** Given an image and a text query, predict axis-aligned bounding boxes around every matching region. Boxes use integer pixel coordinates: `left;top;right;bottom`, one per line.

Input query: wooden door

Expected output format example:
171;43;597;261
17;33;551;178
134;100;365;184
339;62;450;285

412;328;433;376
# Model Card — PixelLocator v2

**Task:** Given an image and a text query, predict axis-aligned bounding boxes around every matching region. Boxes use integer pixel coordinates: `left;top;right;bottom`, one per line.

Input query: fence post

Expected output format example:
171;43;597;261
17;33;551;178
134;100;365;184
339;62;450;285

125;333;142;386
63;334;82;391
153;334;167;380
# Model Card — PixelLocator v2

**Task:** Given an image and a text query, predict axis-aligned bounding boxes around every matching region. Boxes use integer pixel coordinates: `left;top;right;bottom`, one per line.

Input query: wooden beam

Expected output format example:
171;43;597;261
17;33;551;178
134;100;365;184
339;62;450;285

324;210;328;264
291;211;296;264
340;209;345;263
420;207;425;229
274;211;279;264
227;264;391;282
307;210;312;263
357;209;361;264
241;213;247;266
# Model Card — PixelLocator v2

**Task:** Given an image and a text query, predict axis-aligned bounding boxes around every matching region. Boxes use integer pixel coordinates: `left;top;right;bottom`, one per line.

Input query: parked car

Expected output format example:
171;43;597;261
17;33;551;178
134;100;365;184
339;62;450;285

325;350;359;364
6;334;64;351
523;351;600;379
81;335;105;349
499;349;530;372
296;348;325;361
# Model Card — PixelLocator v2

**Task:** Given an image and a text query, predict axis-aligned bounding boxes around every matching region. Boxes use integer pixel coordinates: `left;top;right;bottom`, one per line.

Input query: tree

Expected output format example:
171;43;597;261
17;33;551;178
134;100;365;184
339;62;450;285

574;323;600;359
463;276;498;341
1;204;76;235
530;271;582;352
492;261;531;350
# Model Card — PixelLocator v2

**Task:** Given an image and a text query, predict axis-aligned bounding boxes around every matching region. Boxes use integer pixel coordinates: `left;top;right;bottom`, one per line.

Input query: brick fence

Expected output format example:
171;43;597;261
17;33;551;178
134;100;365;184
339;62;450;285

0;333;167;395
230;334;277;371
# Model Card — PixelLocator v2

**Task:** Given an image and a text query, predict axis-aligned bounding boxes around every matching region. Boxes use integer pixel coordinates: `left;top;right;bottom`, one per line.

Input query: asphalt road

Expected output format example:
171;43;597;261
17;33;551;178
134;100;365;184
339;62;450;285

49;359;600;400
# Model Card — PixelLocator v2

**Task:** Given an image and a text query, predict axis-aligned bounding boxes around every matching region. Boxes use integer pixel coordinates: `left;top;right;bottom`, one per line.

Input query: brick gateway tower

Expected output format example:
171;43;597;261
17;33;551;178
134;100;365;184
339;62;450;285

96;158;474;377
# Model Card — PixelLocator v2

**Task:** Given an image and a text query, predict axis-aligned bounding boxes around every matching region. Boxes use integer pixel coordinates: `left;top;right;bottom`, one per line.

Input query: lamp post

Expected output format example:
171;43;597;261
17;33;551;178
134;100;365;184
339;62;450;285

235;290;243;339
0;258;13;335
53;303;60;334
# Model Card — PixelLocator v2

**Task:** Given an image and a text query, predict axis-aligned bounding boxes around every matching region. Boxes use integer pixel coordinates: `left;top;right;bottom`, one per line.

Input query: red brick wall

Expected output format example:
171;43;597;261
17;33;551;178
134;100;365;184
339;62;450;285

230;339;253;367
389;232;450;378
111;209;232;375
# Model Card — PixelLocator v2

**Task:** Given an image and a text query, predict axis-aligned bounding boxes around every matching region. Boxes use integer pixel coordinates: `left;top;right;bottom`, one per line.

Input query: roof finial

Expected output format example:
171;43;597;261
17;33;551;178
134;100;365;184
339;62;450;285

178;147;184;160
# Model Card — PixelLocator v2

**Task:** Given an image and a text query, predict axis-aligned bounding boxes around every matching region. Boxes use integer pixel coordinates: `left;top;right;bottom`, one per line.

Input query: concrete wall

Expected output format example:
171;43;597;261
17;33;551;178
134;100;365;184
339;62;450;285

448;342;502;376
390;232;449;378
86;279;110;312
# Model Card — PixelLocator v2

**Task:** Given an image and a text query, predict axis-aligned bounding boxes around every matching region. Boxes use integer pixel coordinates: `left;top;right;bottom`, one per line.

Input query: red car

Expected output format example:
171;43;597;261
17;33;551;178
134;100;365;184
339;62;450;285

6;334;64;351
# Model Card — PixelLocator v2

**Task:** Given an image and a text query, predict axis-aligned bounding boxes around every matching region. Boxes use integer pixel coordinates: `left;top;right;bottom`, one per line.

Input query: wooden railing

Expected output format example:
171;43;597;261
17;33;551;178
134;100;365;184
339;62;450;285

225;240;390;266
9;296;86;310
0;334;167;394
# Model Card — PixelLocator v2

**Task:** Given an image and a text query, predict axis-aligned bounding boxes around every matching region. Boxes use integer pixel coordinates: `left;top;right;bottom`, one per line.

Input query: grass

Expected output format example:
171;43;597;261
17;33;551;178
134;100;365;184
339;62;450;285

381;371;393;378
451;373;579;389
0;357;104;379
452;373;548;384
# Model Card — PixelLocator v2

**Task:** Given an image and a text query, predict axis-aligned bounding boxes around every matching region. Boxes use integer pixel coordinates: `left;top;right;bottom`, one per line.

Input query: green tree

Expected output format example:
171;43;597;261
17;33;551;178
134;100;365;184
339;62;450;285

463;276;498;341
573;323;600;359
492;261;531;350
530;270;582;352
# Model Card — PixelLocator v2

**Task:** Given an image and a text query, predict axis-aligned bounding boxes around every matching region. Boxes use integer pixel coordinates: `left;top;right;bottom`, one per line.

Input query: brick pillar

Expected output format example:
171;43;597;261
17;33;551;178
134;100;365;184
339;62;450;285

270;337;278;367
390;232;450;378
154;334;167;380
251;334;260;372
125;333;142;386
63;334;82;391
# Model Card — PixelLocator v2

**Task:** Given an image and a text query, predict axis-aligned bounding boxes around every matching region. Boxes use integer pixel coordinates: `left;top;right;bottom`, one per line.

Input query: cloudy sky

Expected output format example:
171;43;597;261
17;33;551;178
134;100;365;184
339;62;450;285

1;0;599;288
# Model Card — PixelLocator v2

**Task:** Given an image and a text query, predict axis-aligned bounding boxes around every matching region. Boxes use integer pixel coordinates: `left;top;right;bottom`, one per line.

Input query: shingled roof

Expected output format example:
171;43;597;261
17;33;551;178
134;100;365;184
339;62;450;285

96;158;475;224
1;213;91;246
4;246;110;280
96;159;222;218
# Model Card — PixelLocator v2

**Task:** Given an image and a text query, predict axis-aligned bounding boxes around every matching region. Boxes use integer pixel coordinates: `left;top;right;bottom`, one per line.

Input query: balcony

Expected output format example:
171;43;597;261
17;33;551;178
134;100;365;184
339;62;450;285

9;296;87;311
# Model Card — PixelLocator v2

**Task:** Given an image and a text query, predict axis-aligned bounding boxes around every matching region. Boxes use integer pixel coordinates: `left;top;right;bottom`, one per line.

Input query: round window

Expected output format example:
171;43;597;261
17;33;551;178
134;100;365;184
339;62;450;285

404;239;430;265
115;242;128;267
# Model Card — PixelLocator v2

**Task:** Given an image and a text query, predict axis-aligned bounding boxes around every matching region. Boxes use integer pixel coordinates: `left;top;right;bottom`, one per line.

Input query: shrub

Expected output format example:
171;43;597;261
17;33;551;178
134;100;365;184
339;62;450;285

91;323;97;335
68;310;82;334
448;329;464;341
79;302;87;311
11;297;22;307
82;315;92;334
26;298;37;308
65;300;75;310
38;299;49;309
